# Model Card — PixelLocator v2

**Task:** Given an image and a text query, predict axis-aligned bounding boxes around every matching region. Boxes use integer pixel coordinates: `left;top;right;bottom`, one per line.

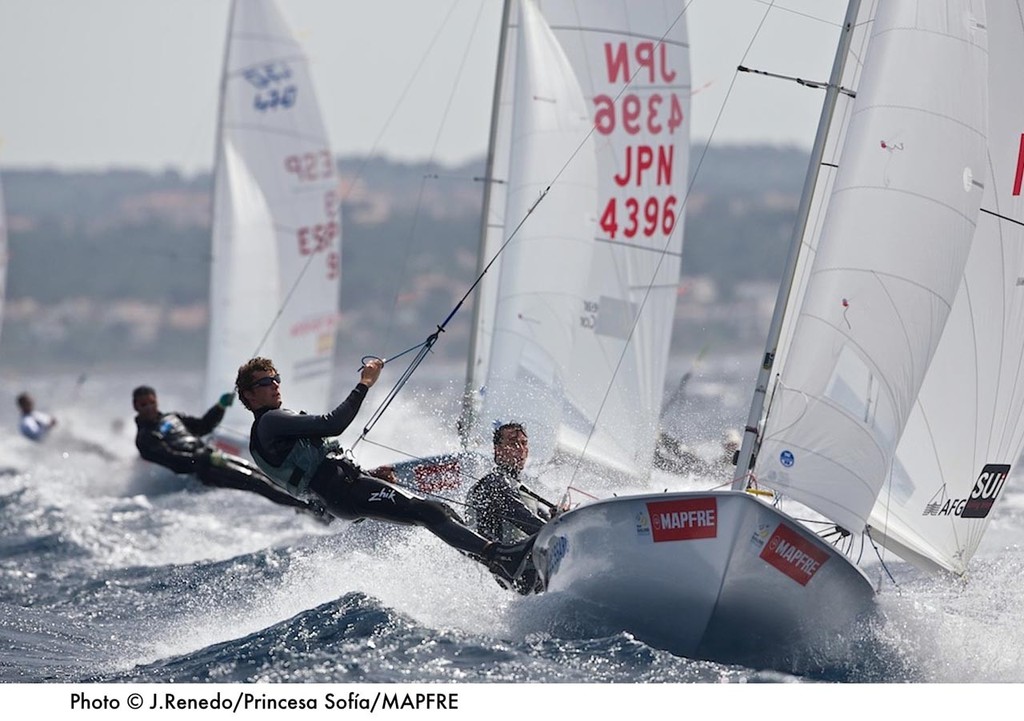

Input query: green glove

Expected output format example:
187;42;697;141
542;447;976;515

218;392;235;408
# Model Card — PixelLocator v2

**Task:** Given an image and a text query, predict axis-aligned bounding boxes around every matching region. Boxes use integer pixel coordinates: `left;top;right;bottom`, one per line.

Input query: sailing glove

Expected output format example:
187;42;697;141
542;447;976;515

218;392;235;408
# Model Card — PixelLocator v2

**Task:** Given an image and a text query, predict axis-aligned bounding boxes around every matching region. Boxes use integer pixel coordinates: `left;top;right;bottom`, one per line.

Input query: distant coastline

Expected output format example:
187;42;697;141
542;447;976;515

0;145;807;372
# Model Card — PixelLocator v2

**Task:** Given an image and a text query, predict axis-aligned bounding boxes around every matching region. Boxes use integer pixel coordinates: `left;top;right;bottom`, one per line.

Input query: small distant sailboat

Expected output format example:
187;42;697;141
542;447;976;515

534;0;1014;669
204;0;341;453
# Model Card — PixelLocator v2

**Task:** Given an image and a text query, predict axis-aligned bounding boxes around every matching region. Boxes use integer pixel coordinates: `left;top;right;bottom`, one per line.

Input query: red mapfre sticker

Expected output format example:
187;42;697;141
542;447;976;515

414;459;461;493
759;524;829;586
647;497;718;542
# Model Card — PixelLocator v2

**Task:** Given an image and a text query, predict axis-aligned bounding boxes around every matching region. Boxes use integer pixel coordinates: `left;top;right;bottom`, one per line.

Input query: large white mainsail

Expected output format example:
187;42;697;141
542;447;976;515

473;0;598;466
868;0;1024;574
205;0;340;450
531;0;1015;670
753;1;989;535
465;0;690;480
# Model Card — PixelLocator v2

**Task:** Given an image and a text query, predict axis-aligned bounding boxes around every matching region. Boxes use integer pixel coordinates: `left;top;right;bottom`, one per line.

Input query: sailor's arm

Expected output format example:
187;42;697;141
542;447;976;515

188;404;226;437
135;433;205;474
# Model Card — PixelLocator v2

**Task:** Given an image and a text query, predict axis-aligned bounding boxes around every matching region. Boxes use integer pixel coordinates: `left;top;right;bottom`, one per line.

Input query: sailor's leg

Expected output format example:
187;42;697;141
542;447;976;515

309;463;536;583
309;464;490;555
196;465;309;509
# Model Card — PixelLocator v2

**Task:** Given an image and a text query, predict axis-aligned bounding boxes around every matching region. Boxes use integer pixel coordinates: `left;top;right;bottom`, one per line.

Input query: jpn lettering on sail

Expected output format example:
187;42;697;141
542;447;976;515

868;0;1024;575
464;1;689;482
755;2;988;536
547;1;690;479
205;0;340;448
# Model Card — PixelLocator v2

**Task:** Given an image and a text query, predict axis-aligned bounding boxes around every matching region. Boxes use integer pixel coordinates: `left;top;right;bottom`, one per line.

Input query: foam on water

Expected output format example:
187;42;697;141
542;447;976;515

2;363;1024;683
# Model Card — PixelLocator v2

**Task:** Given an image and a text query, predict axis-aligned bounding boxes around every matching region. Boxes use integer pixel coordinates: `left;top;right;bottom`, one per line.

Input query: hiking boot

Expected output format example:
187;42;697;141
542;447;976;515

484;535;536;584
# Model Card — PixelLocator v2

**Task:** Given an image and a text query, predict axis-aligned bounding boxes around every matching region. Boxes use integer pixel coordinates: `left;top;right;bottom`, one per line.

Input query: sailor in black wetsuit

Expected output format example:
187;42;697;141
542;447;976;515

132;385;328;518
235;356;535;585
466;422;555;594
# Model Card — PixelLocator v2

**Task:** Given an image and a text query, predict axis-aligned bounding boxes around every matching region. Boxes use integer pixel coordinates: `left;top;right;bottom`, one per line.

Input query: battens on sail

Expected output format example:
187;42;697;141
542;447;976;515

755;1;989;535
869;0;1024;575
205;0;340;443
469;0;690;480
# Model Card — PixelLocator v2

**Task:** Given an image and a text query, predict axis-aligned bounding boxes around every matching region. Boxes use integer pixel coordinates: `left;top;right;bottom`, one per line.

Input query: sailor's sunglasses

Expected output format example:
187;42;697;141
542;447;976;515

248;374;281;390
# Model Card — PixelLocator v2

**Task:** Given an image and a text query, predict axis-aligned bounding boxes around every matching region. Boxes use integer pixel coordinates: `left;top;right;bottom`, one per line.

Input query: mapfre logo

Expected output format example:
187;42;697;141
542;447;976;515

413;458;461;493
759;524;829;586
647;497;717;542
964;464;1010;519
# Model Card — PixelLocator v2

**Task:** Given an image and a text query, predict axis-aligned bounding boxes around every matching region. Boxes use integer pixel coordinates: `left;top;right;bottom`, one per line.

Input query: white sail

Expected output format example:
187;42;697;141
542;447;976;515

755;1;989;534
869;0;1024;574
475;0;599;465
769;3;878;385
469;0;690;479
551;1;689;479
204;0;340;450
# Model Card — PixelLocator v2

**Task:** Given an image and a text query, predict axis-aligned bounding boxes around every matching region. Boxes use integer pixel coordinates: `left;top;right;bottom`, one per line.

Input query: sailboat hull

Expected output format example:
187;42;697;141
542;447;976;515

533;491;876;666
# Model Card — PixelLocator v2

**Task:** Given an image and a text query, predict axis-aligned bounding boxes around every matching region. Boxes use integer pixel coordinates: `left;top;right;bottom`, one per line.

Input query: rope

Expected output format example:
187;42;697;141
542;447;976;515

357;325;445;440
866;527;900;591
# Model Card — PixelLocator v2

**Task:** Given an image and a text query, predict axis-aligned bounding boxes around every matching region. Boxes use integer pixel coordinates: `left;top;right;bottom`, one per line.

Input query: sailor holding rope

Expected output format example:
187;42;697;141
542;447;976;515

236;356;536;584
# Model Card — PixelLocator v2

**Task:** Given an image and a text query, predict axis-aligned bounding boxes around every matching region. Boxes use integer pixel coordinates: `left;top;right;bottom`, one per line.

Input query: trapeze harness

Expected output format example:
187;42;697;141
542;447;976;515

248;406;493;556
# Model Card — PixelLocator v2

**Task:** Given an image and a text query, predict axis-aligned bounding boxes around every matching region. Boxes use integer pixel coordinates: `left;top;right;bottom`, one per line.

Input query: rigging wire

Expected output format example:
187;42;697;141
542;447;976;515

866;528;900;590
359;1;628;440
377;1;490;356
363;0;804;475
363;0;846;493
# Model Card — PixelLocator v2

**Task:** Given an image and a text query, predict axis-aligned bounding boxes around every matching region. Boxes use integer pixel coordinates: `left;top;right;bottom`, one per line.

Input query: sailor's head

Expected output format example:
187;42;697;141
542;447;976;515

15;392;33;414
493;421;528;472
132;385;159;422
236;357;281;412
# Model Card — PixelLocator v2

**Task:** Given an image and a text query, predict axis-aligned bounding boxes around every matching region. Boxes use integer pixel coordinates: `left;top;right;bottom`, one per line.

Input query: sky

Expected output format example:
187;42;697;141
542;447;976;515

0;0;848;174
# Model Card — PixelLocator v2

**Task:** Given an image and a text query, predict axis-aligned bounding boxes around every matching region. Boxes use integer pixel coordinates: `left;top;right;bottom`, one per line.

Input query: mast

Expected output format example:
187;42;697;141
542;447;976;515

203;0;237;406
459;0;514;449
732;0;862;489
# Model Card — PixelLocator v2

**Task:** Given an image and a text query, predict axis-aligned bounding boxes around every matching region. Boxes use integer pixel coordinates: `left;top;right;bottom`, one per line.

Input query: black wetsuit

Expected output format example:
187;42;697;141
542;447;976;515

134;404;311;511
249;383;496;558
466;467;550;594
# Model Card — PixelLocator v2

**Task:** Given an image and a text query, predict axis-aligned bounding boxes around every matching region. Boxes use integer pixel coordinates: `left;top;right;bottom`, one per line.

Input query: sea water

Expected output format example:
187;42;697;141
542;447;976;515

1;360;1022;704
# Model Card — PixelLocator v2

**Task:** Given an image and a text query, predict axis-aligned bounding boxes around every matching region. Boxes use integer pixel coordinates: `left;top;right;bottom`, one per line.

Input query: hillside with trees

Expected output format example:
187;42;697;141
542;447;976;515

0;144;810;370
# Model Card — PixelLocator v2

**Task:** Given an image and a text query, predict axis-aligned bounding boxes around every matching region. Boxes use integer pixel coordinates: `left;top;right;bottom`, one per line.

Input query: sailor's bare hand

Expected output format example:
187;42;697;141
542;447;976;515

360;358;384;387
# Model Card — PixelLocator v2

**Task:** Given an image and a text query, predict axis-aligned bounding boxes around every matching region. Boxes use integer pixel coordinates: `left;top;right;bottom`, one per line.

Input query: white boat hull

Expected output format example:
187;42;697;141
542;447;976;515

533;490;876;667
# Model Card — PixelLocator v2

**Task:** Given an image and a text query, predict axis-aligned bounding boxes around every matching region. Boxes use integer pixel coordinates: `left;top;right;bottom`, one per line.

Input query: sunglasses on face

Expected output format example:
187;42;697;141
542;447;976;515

248;374;281;390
